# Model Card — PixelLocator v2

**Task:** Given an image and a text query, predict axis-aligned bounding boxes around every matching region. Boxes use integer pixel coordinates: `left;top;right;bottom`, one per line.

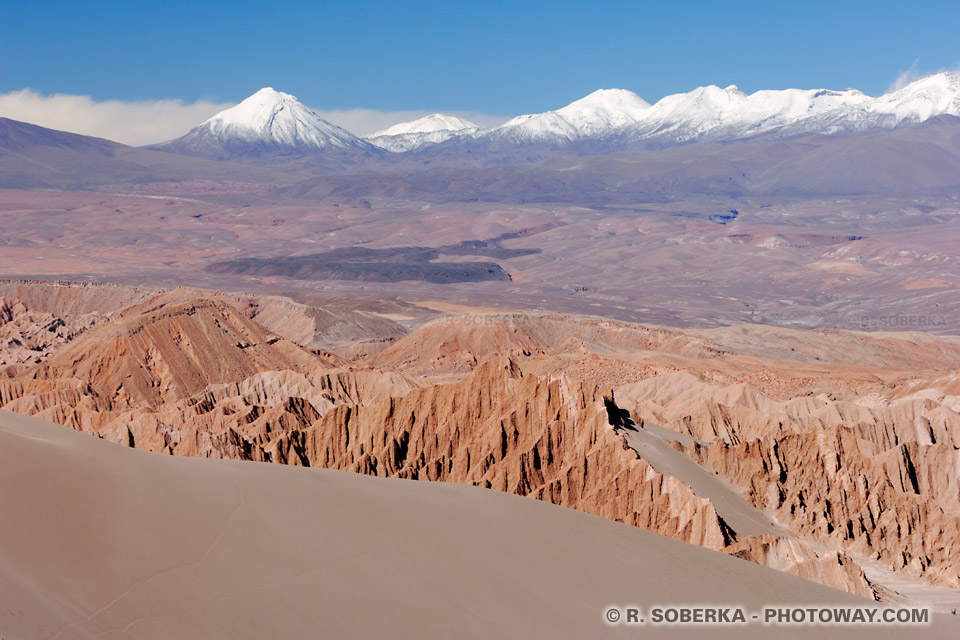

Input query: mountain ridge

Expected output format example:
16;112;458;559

392;72;960;155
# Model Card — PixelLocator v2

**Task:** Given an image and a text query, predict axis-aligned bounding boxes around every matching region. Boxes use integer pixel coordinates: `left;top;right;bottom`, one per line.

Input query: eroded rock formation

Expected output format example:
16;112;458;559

4;282;960;602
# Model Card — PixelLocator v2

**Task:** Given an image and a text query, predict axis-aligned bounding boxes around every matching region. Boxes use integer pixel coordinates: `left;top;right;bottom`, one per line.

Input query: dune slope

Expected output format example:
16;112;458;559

3;410;954;639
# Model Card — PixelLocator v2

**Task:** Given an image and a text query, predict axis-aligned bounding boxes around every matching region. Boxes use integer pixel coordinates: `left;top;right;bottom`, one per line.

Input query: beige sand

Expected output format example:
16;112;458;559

1;409;956;639
619;420;784;538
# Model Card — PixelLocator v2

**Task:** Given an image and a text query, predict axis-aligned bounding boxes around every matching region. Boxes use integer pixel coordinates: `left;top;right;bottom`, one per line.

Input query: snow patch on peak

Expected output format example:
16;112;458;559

869;71;960;123
371;114;478;138
487;88;651;144
623;83;875;144
564;88;651;112
366;113;480;152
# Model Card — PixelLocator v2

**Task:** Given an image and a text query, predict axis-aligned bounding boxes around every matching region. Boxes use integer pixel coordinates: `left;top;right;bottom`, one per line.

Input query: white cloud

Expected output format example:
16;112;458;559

886;60;922;94
0;89;509;145
0;89;233;146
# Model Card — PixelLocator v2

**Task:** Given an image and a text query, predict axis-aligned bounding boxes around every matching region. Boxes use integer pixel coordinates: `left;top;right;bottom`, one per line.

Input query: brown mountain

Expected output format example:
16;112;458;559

0;117;293;188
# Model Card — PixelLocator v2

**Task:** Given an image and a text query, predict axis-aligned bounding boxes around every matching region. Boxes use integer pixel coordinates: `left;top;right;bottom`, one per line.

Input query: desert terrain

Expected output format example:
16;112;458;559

2;277;960;634
2;115;960;336
9;408;960;639
3;83;960;638
1;175;958;334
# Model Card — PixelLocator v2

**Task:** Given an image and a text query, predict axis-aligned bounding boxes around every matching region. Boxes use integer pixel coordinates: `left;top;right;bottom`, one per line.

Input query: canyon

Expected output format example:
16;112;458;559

3;279;960;618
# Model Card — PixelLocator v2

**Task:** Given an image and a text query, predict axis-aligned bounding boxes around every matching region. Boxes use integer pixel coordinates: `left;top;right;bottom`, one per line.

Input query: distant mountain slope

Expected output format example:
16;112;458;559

366;113;479;152
0;116;122;155
750;114;960;195
0;117;294;188
411;72;960;156
153;87;379;162
281;116;960;202
483;88;652;144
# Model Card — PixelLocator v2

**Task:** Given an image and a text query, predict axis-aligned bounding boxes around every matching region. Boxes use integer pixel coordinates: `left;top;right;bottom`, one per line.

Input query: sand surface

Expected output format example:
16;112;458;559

2;409;957;639
620;420;783;537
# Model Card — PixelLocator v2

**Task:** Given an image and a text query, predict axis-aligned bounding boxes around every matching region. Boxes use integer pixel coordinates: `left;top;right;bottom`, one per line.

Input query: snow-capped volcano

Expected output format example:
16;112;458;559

366;114;479;152
483;89;651;144
199;87;366;149
155;88;375;159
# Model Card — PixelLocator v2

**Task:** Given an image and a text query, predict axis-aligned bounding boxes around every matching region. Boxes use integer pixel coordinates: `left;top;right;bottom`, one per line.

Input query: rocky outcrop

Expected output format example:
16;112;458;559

610;366;960;588
0;298;416;457
0;280;420;354
0;280;159;317
0;304;735;553
368;311;960;380
266;357;734;551
0;297;107;369
365;313;717;376
27;299;329;407
688;427;960;588
6;282;960;600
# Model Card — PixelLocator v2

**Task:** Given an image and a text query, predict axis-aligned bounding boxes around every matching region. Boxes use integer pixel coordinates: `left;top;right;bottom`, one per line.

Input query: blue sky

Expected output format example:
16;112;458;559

4;0;960;110
1;0;958;143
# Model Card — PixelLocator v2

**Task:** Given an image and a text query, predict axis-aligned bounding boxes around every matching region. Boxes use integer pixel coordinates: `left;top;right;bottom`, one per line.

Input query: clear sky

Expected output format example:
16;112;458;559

1;0;959;143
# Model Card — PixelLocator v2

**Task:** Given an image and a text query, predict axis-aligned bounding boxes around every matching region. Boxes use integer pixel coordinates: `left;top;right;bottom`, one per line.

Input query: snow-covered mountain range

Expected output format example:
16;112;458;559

157;73;960;161
471;72;960;150
612;72;960;146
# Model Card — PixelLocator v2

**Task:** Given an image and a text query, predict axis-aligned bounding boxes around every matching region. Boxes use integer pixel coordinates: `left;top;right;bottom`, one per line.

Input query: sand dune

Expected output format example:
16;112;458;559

2;409;955;638
618;420;783;538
